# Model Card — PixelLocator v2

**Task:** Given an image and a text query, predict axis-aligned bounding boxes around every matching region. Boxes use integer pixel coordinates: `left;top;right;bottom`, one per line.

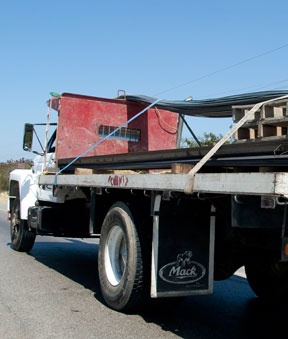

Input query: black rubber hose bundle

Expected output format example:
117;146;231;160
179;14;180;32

121;90;288;117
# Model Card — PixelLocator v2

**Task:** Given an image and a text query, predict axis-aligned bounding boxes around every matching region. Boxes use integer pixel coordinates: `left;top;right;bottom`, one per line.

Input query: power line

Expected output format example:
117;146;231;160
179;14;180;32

200;77;288;99
154;42;288;97
251;78;288;91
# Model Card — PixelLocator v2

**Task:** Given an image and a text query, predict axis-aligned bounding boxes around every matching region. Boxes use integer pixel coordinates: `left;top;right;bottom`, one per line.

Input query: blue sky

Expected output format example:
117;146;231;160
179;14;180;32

1;0;288;161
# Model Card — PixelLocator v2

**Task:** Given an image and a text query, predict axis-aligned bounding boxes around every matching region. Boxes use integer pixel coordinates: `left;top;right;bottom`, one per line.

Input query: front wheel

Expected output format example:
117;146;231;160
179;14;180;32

98;202;146;311
10;198;36;252
245;259;288;302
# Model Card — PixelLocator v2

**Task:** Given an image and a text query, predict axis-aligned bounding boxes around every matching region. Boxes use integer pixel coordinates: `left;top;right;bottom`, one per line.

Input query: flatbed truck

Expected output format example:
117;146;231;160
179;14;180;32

8;91;288;311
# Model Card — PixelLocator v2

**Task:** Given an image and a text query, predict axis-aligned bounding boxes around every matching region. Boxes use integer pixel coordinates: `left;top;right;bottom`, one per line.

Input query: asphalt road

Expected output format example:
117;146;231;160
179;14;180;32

0;197;288;339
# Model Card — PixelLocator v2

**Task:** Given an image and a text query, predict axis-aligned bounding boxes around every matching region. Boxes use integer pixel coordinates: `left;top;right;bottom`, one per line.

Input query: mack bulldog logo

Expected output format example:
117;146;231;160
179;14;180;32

159;251;206;284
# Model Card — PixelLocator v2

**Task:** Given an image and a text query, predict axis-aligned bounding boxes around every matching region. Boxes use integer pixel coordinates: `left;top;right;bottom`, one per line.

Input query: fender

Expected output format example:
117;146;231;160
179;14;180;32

9;169;86;221
9;168;69;220
9;169;38;220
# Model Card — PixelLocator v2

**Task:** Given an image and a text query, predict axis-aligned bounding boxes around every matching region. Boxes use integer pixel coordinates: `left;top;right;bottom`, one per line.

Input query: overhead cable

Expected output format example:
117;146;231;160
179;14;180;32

154;43;288;96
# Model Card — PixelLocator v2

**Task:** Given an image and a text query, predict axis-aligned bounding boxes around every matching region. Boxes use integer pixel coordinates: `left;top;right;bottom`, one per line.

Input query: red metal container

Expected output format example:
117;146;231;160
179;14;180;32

51;93;178;161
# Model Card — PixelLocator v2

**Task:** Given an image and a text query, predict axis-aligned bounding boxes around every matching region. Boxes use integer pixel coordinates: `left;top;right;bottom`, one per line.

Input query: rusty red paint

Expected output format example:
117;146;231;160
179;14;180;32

53;93;178;162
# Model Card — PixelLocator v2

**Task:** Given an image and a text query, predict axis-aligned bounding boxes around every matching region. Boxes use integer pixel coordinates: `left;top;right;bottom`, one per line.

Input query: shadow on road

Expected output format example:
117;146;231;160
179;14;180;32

138;277;288;338
24;238;105;305
21;240;288;339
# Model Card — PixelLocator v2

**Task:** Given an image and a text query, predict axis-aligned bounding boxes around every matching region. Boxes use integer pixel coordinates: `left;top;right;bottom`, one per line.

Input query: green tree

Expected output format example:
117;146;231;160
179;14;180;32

181;132;232;148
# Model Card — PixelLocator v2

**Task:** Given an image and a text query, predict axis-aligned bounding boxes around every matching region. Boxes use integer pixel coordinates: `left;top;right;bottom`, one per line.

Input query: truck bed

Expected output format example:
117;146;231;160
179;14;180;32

41;93;288;198
39;171;288;198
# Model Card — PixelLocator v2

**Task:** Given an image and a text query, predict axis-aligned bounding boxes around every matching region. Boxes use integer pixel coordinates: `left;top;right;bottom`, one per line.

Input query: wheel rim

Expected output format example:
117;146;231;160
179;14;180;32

104;225;127;286
11;207;20;240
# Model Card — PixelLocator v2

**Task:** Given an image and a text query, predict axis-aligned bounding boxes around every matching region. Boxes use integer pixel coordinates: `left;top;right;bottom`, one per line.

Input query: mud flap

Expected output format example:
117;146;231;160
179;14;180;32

151;194;215;298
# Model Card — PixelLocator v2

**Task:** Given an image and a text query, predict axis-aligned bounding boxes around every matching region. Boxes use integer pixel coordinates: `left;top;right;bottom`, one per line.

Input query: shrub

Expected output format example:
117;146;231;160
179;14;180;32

0;159;31;193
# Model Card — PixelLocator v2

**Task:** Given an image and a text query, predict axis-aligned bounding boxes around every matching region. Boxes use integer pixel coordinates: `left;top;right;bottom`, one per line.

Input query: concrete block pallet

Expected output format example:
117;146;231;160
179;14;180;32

233;101;288;141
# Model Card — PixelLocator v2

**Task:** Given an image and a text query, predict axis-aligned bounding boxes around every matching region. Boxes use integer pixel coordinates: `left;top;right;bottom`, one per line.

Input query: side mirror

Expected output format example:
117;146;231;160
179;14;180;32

23;123;34;151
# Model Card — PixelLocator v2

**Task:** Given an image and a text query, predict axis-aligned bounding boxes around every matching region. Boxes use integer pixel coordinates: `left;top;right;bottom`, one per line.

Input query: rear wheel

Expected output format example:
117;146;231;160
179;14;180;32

245;259;288;302
10;198;36;252
98;202;146;311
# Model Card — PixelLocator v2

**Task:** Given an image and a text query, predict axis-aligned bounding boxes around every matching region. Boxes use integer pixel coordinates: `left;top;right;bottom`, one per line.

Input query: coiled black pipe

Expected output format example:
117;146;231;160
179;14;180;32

121;90;288;117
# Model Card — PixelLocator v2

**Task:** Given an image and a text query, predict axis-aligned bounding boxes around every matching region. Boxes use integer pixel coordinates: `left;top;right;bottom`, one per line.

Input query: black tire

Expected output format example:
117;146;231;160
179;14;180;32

245;259;288;302
98;202;146;311
10;198;36;252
